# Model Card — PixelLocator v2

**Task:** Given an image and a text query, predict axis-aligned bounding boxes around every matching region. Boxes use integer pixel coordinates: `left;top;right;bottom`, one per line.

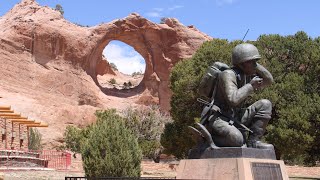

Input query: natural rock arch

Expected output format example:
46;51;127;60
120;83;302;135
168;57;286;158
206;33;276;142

86;14;212;110
97;40;146;94
91;35;152;91
1;0;212;111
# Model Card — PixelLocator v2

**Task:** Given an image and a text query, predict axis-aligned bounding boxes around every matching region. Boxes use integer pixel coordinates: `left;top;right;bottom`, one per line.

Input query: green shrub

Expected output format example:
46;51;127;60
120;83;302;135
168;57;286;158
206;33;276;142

123;81;133;89
64;125;92;154
255;32;320;165
55;4;64;16
28;128;43;150
132;71;143;77
122;106;171;162
160;17;167;24
110;63;118;71
109;78;116;84
81;109;142;177
123;82;131;89
64;107;170;164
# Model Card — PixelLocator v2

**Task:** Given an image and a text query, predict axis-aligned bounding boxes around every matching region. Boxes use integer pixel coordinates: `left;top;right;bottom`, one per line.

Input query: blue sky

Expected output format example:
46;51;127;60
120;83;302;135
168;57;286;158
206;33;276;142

1;0;320;74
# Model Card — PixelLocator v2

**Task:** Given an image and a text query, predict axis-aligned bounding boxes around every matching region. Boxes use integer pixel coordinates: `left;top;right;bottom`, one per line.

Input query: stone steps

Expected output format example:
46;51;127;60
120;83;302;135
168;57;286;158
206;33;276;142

0;150;39;158
0;150;48;168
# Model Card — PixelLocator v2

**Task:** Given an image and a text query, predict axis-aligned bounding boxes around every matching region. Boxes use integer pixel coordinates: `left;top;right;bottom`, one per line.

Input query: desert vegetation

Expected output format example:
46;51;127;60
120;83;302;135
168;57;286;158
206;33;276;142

63;110;142;177
132;71;144;77
81;110;142;177
28;128;43;151
121;106;172;162
110;62;118;71
108;78;117;85
54;4;64;16
63;106;171;176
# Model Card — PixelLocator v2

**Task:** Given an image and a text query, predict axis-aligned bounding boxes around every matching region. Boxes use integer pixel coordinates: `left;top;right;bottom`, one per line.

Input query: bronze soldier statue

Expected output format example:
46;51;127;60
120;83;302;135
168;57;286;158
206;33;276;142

193;43;274;152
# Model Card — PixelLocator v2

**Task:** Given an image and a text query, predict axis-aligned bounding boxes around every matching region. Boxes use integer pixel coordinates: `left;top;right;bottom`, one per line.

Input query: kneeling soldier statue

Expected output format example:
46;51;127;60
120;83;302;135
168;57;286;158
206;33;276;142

191;43;274;155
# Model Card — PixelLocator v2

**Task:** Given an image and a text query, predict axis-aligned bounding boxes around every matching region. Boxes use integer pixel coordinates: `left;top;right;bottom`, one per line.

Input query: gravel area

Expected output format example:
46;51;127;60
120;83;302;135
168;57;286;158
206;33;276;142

0;160;319;180
1;170;84;180
286;166;320;179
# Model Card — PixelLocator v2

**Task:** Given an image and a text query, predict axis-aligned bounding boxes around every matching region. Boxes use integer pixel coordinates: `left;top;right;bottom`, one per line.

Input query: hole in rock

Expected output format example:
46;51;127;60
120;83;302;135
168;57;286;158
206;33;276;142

97;40;146;92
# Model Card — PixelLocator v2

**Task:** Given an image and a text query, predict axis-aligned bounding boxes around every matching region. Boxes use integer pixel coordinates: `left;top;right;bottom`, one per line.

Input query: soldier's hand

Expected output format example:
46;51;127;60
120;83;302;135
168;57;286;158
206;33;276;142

250;76;263;90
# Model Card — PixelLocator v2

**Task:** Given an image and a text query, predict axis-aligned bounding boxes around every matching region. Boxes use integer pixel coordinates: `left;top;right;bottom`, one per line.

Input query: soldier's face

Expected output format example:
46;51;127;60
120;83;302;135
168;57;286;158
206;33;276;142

239;60;257;75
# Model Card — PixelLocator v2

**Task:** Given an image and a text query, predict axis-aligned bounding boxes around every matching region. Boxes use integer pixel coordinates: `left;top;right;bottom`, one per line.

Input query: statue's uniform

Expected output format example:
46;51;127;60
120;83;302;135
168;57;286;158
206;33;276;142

205;65;273;148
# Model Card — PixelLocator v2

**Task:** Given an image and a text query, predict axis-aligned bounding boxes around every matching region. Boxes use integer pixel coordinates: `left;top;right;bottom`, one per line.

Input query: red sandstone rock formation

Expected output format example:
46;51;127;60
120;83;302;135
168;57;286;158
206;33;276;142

96;56;116;76
0;0;212;147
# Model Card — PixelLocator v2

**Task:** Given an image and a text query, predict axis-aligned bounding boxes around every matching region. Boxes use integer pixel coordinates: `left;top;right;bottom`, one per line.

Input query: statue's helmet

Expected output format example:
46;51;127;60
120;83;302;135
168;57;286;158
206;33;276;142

232;43;261;65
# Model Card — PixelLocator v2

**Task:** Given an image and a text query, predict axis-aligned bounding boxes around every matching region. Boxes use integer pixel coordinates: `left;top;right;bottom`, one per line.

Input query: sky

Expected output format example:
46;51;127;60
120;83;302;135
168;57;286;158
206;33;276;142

1;0;320;74
103;41;145;75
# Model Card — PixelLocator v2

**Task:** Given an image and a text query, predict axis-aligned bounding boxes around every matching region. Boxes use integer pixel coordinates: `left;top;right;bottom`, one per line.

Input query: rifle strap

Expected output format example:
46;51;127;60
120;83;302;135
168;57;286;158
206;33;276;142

198;79;219;125
210;77;219;103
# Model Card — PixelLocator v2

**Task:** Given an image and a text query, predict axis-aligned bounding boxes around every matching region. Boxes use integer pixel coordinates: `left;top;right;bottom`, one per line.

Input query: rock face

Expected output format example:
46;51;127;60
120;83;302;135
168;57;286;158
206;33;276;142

0;0;211;147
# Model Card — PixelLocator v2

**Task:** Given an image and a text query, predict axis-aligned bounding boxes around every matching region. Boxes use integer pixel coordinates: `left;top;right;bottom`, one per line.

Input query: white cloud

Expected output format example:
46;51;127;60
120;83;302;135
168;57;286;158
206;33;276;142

145;12;162;18
103;43;145;75
153;8;164;12
145;5;183;18
168;5;183;11
216;0;236;6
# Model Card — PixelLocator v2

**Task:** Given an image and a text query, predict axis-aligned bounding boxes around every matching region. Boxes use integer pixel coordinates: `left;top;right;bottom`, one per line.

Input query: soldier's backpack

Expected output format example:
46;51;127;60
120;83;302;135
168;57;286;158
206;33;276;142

198;62;230;99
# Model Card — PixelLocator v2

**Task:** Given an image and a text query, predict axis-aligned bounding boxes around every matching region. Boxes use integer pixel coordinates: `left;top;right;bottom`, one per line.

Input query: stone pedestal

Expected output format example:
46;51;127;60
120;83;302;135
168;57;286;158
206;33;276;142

189;147;276;160
177;148;289;180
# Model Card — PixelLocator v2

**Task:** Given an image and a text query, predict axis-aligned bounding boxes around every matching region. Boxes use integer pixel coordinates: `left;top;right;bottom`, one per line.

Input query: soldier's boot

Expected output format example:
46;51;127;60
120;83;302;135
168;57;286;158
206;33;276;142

247;118;274;150
240;129;248;148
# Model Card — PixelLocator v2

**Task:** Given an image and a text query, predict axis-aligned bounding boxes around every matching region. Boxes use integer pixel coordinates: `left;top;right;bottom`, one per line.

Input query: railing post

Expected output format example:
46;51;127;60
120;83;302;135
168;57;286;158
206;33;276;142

66;152;71;169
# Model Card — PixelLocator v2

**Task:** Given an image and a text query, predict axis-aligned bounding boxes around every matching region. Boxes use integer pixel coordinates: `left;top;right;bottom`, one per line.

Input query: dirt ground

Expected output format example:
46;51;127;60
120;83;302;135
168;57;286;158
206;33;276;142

1;158;320;180
286;165;320;179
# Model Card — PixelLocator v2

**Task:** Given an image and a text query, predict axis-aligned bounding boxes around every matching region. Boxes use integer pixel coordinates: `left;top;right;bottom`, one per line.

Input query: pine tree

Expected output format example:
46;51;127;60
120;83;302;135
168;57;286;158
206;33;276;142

81;109;142;177
55;4;64;16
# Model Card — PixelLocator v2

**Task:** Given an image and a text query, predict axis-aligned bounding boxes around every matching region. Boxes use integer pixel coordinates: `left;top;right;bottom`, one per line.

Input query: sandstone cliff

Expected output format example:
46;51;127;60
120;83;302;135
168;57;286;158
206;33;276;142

0;0;212;147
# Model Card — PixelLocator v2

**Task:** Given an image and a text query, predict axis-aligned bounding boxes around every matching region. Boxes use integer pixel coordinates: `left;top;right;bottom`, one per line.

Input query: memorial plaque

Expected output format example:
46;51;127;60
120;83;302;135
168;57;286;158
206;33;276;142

251;162;283;180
